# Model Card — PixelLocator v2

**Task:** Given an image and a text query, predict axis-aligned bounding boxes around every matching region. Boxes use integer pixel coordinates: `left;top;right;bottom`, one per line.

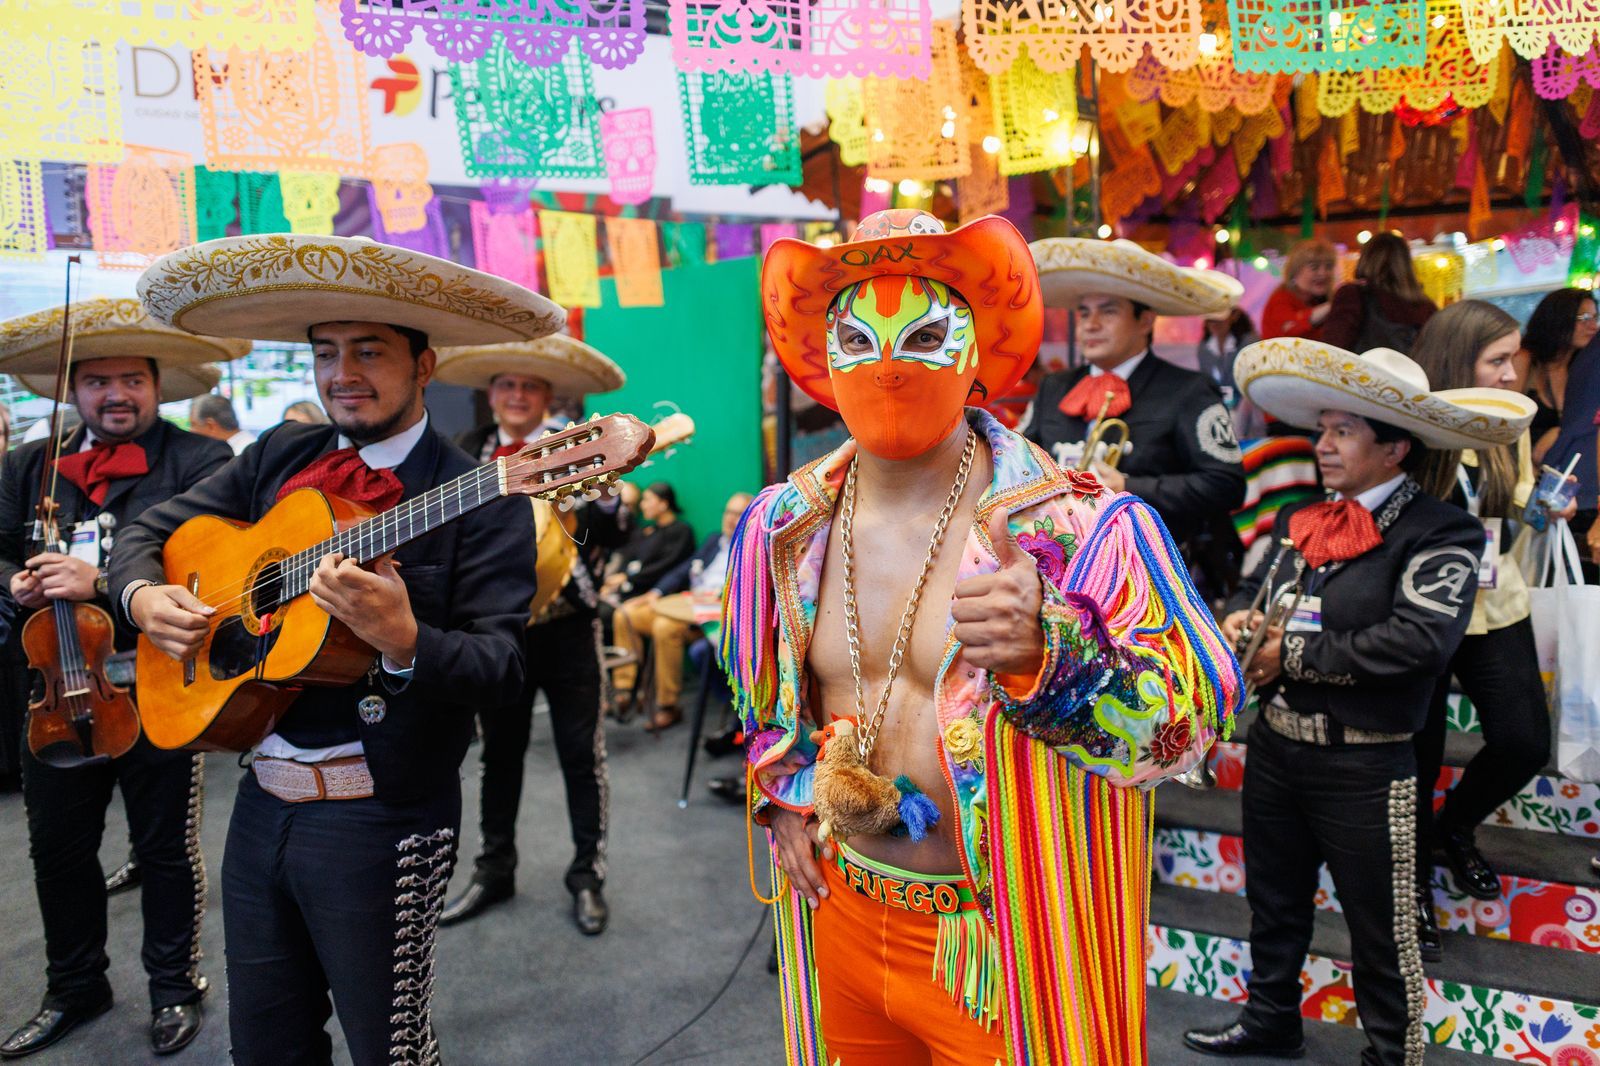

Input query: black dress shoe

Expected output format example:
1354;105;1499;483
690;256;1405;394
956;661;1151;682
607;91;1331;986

703;728;742;758
573;886;608;936
707;776;746;806
150;1003;203;1056
439;879;513;926
1438;826;1500;901
1183;1022;1305;1058
105;858;142;896
1417;893;1443;962
1;998;113;1059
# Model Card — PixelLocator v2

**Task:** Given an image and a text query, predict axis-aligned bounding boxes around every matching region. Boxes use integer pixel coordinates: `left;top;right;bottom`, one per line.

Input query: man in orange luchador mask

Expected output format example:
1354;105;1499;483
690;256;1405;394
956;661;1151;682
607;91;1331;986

720;210;1244;1064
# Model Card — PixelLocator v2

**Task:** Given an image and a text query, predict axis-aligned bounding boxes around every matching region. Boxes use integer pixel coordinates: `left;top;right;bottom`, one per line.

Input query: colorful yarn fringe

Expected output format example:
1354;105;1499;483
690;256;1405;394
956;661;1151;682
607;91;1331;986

933;907;1002;1027
986;709;1154;1064
1065;496;1243;744
720;484;787;728
768;839;827;1066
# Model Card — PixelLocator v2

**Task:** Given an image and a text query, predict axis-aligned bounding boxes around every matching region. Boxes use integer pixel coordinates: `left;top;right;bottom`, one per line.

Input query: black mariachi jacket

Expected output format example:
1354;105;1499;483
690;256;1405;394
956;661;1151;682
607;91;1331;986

456;422;631;622
0;420;233;651
110;420;536;803
1023;354;1247;544
1227;478;1483;735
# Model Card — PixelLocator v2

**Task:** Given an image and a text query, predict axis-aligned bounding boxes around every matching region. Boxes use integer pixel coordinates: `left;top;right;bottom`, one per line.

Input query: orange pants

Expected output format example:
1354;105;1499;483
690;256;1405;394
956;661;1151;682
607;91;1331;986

812;847;1006;1066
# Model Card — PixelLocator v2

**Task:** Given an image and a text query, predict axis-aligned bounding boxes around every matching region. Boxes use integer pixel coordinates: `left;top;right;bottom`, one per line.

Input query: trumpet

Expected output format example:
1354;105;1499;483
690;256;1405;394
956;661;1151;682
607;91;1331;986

1075;388;1131;472
1234;538;1308;706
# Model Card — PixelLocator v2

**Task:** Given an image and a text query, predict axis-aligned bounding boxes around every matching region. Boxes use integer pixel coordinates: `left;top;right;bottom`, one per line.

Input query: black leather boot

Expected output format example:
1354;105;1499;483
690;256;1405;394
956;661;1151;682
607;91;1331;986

1;997;113;1059
1183;1021;1306;1058
439;878;513;926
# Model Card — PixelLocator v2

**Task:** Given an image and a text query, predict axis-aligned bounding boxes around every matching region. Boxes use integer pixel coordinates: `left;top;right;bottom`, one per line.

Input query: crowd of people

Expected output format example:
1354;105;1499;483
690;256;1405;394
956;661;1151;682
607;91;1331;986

0;217;1593;1066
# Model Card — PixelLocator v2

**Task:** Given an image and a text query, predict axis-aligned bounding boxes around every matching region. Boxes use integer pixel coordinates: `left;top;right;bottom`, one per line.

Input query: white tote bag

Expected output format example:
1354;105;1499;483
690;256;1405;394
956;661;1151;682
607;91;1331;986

1545;522;1600;782
1515;526;1560;701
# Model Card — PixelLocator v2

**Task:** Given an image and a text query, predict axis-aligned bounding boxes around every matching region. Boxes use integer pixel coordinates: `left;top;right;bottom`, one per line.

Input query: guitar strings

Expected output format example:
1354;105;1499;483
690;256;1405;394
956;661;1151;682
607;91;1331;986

178;453;621;618
181;443;604;612
171;417;634;612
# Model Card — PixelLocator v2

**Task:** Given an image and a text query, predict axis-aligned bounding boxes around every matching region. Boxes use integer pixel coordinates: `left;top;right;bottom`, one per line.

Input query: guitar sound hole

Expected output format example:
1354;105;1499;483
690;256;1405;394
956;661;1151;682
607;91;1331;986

209;615;281;682
249;561;284;618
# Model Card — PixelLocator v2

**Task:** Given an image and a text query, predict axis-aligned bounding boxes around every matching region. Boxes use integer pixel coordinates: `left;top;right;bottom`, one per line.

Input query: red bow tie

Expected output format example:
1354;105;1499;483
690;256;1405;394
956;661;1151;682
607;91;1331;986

55;441;149;505
1058;372;1132;420
276;447;404;511
490;438;526;461
1289;499;1383;569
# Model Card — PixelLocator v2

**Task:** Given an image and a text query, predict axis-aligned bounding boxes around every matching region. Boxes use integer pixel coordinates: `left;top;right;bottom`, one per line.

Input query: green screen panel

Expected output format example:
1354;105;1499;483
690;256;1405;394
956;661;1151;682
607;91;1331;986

582;257;766;541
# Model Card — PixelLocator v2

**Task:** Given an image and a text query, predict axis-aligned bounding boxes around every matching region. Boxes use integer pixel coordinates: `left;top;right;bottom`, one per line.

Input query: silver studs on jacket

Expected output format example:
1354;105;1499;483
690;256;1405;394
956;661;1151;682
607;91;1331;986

1388;776;1426;1066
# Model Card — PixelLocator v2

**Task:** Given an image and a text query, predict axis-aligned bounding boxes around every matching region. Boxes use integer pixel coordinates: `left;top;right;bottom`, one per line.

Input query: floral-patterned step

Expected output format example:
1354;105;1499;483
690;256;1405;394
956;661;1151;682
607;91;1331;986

1147;923;1600;1061
1202;742;1600;840
1155;827;1600;956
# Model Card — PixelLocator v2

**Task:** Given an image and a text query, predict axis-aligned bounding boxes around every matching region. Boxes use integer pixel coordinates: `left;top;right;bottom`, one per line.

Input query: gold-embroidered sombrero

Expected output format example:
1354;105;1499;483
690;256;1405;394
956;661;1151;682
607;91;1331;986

12;362;223;404
0;297;251;371
136;234;565;347
1029;238;1243;316
433;335;625;395
762;209;1043;410
1235;338;1537;449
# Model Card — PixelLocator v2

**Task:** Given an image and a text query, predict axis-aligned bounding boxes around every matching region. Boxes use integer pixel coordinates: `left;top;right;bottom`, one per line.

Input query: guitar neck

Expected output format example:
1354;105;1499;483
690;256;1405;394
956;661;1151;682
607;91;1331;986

278;463;503;601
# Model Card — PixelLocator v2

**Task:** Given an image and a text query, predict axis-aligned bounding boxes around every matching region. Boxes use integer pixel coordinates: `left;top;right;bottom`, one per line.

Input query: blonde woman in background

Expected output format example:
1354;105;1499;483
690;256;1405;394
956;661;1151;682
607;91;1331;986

1409;299;1574;957
1261;239;1336;341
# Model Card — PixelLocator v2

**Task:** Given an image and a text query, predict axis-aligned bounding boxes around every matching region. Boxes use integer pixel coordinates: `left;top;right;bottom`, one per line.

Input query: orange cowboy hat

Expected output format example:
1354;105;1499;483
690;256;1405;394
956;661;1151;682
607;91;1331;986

761;210;1043;411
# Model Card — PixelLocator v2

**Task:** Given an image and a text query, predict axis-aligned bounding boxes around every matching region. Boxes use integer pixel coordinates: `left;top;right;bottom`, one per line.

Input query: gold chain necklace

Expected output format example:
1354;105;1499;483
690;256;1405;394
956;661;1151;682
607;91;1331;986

839;427;977;766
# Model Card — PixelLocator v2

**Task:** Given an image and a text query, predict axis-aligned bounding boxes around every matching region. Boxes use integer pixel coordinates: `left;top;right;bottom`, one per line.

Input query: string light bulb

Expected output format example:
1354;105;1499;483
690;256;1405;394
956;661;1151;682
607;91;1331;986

1097;223;1113;238
1357;229;1373;244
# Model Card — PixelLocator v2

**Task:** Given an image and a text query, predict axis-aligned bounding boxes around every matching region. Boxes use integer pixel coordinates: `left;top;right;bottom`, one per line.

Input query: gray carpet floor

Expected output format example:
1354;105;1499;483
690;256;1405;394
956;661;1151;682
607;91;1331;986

0;708;1495;1064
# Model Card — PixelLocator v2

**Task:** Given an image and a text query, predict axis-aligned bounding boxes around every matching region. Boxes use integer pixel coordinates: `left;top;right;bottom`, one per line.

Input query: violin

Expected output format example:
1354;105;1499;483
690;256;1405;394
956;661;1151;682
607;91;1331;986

20;257;141;768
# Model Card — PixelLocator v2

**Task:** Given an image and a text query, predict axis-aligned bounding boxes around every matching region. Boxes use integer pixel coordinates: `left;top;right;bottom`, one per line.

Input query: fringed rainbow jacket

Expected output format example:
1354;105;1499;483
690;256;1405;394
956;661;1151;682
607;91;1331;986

721;410;1243;1066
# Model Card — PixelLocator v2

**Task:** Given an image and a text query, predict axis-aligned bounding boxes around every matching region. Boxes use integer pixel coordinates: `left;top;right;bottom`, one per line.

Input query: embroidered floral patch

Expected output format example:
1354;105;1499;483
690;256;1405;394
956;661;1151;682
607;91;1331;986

1149;714;1195;767
1017;515;1077;585
944;716;984;767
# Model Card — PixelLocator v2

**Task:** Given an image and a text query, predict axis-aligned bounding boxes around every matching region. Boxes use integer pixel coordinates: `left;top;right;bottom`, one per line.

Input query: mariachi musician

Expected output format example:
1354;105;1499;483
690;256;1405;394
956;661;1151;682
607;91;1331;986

1022;238;1248;547
1183;340;1535;1065
431;336;630;935
0;298;245;1058
110;235;551;1065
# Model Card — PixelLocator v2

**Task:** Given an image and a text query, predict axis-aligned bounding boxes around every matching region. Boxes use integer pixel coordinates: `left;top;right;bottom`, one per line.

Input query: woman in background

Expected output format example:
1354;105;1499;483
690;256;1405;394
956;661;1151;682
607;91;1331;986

1260;239;1336;341
1523;288;1599;464
1410;299;1570;957
1320;233;1436;353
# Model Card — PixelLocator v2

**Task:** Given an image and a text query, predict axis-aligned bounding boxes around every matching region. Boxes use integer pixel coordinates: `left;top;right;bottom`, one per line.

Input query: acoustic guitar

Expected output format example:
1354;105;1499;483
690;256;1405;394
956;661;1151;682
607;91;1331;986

135;413;655;752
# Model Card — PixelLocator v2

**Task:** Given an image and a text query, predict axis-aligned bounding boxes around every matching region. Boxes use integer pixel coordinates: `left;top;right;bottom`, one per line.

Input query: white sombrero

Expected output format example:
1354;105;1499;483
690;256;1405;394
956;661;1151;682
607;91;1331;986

1235;338;1538;449
136;234;565;347
0;297;246;404
12;362;223;404
433;336;625;395
1029;238;1243;316
0;297;251;370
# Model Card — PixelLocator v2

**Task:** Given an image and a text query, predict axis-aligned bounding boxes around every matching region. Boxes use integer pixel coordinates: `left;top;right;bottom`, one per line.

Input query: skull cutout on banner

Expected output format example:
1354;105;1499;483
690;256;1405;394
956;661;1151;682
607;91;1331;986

599;108;655;205
369;142;433;234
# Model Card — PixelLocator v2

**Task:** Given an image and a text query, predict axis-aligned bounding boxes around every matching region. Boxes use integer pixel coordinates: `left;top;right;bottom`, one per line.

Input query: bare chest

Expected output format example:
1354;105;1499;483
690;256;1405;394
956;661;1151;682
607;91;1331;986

807;477;983;751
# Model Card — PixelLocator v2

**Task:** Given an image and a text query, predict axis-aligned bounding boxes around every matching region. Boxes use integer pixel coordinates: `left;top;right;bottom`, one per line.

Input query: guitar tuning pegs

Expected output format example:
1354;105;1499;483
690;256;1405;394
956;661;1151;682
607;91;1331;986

583;488;601;502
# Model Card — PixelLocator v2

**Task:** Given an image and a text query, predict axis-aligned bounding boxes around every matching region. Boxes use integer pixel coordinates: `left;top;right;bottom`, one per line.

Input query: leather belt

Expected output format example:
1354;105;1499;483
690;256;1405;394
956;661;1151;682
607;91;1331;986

1263;704;1410;746
252;755;375;803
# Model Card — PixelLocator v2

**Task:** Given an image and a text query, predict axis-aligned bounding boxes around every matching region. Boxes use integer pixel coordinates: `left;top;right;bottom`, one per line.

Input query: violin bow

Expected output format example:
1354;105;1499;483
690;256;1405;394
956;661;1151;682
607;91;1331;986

32;254;80;551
